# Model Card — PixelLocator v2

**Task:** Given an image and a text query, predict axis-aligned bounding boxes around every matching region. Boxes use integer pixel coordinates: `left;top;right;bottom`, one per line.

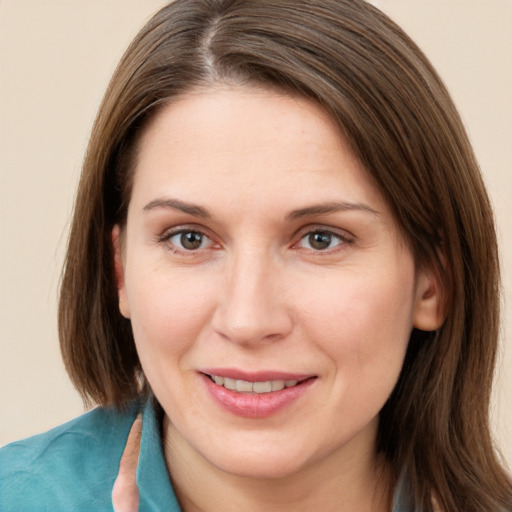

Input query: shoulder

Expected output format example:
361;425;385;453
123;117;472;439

0;403;138;512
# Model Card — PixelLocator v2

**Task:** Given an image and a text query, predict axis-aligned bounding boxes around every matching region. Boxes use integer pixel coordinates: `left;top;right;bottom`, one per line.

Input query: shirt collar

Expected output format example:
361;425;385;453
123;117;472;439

136;399;182;511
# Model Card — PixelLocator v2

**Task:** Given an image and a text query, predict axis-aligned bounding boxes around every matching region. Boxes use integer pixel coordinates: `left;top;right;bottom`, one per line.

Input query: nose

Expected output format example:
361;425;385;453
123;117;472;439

211;249;294;345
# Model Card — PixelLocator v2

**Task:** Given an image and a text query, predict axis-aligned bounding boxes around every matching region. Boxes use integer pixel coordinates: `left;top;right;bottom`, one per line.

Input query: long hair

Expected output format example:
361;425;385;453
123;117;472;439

58;1;512;510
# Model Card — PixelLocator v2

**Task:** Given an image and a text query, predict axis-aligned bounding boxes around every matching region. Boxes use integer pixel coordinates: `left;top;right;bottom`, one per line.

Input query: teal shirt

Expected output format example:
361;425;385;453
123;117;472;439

0;400;181;511
1;400;409;511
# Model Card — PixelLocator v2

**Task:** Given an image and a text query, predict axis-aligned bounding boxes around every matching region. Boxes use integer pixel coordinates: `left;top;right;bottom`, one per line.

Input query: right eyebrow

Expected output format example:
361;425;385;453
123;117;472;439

142;198;212;218
285;201;379;221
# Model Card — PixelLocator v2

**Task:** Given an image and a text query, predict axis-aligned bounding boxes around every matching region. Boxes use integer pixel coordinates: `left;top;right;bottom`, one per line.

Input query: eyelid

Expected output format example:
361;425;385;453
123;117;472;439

294;223;355;241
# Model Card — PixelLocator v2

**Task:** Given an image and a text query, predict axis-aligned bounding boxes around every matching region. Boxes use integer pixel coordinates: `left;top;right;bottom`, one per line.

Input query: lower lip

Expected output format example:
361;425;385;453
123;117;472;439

200;374;315;419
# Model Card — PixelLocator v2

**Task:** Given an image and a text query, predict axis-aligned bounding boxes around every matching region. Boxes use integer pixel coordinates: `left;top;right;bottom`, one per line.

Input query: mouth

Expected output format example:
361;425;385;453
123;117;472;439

198;369;317;418
203;374;311;394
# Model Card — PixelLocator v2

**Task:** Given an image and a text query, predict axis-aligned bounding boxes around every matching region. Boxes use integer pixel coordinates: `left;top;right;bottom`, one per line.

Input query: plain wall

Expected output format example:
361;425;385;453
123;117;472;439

1;0;511;468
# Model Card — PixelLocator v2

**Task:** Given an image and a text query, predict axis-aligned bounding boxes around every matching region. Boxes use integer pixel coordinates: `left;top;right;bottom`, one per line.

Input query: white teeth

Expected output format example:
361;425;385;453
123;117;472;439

271;380;285;391
213;375;225;386
235;380;253;392
210;375;301;394
253;381;272;393
223;377;236;390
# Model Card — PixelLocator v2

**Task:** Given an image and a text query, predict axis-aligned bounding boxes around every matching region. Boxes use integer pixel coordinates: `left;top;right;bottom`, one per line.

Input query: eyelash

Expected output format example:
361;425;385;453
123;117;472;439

157;225;354;255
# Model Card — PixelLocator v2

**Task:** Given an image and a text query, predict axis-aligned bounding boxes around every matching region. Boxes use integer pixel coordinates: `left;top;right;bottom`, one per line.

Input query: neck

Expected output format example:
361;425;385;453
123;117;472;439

162;418;392;512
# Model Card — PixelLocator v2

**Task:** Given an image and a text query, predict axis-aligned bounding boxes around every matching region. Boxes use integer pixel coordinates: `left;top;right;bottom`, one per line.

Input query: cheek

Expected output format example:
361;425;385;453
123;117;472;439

297;263;415;371
125;264;218;360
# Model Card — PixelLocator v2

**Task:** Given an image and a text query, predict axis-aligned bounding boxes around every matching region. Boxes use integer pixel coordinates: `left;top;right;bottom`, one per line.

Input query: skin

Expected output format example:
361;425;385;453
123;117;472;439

112;414;141;512
113;86;443;511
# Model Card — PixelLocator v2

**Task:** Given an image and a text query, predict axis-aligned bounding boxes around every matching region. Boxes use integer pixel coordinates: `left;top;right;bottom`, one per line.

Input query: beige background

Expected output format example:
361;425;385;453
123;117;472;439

1;0;511;468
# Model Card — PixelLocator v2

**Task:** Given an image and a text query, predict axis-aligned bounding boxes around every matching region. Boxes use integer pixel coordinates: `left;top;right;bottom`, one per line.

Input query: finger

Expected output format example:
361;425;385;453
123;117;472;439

112;413;142;512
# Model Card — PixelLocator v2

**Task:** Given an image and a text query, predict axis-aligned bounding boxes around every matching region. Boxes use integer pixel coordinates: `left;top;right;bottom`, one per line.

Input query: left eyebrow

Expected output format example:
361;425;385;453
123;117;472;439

285;201;379;221
142;198;212;218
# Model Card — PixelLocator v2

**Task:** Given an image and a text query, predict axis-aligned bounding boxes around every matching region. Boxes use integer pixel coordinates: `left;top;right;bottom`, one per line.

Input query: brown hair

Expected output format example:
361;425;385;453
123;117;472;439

58;0;512;510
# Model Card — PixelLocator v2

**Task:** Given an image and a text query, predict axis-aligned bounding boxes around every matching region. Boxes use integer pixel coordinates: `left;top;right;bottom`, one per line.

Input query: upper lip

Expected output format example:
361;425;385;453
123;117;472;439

199;368;315;382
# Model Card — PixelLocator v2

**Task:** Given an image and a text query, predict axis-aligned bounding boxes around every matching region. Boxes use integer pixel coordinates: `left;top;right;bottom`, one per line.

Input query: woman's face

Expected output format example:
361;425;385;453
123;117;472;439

114;86;440;479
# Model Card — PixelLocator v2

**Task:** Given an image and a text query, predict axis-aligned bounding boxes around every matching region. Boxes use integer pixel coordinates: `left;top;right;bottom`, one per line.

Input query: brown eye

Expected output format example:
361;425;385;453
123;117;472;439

165;230;210;251
297;230;346;251
308;232;334;250
179;231;204;250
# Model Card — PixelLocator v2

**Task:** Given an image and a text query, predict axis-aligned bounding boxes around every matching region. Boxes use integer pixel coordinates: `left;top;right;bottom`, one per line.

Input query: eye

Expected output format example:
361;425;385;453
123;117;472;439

166;230;213;251
296;230;349;251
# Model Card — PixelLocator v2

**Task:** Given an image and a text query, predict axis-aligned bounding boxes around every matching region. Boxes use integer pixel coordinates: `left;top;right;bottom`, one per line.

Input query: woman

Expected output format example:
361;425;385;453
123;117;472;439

1;0;511;511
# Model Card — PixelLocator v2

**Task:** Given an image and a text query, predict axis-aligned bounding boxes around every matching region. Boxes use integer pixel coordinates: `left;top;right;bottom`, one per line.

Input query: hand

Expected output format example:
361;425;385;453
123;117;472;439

112;414;142;512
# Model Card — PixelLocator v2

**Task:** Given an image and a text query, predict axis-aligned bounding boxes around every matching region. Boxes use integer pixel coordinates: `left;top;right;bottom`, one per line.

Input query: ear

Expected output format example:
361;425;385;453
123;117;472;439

112;225;131;319
412;267;446;331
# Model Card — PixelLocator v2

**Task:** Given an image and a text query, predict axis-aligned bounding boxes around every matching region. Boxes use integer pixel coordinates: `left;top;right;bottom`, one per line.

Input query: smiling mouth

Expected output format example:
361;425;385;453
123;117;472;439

204;374;313;394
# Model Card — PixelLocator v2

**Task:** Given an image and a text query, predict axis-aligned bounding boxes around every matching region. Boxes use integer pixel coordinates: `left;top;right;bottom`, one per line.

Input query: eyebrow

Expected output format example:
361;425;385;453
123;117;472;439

285;201;379;220
142;198;212;218
142;197;378;220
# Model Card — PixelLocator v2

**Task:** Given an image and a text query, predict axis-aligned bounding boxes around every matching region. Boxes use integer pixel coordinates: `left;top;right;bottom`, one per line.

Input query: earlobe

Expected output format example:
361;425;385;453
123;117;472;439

112;225;131;319
412;269;446;331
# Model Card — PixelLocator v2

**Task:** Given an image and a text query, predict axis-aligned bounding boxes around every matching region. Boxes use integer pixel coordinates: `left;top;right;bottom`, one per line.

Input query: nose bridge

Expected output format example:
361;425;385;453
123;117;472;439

212;245;292;344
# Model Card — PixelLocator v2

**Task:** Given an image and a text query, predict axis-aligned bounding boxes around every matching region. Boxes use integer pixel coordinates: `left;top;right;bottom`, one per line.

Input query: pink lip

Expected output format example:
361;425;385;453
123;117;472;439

199;369;316;419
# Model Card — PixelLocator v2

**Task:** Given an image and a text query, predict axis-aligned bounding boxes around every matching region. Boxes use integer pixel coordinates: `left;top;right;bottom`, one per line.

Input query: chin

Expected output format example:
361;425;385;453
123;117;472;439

198;434;324;481
211;452;311;480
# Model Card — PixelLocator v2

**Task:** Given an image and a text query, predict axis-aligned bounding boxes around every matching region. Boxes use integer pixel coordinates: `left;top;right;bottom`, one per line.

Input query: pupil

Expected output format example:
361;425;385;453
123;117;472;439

309;232;331;250
181;232;202;250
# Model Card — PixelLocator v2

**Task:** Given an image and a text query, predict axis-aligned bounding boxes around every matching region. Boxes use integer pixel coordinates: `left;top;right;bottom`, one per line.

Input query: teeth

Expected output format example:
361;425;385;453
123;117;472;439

235;380;254;392
213;375;224;386
224;377;236;390
271;380;285;391
253;381;272;393
210;375;301;394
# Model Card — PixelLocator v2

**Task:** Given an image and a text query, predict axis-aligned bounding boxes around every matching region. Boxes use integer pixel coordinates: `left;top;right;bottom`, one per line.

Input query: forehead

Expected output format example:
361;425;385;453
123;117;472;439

137;86;345;166
129;86;388;218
